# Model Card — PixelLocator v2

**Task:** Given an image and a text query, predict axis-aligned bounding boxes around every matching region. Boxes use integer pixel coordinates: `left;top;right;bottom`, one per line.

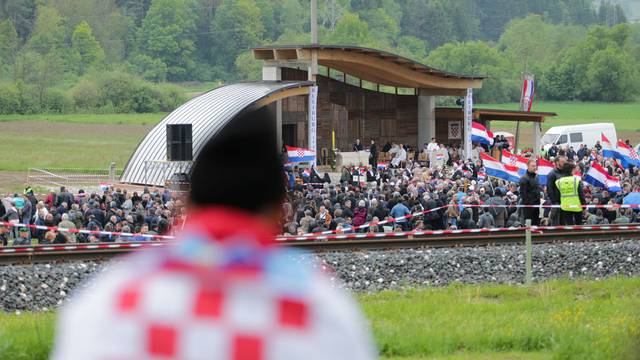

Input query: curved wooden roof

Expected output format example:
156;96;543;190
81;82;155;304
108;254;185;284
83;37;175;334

253;45;485;92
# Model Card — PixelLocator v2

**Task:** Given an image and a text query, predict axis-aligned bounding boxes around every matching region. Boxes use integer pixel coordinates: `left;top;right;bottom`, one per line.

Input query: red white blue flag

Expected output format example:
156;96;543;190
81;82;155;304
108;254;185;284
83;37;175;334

285;146;316;163
521;75;534;112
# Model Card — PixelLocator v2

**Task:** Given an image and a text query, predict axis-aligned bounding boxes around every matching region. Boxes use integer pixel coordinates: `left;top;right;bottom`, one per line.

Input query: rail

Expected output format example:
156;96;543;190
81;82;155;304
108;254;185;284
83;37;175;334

1;225;639;265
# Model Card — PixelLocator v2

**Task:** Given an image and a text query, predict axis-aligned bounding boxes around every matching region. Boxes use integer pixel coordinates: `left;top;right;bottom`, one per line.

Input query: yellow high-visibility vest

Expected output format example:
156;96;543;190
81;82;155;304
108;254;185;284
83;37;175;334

555;176;582;212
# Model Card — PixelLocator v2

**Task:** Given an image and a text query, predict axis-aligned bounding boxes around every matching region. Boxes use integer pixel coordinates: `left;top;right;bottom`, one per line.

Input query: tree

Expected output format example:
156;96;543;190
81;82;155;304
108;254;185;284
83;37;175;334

325;12;372;46
0;0;36;40
49;0;132;63
25;6;66;55
546;24;639;101
71;21;105;74
0;19;19;66
136;0;197;81
585;46;638;101
210;0;264;73
427;41;519;103
235;51;262;81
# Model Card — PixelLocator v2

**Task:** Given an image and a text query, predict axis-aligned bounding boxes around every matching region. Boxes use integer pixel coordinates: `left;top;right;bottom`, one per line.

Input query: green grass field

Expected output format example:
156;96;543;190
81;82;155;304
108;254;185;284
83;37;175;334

0;113;166;125
1;278;638;359
481;101;640;131
0;101;638;173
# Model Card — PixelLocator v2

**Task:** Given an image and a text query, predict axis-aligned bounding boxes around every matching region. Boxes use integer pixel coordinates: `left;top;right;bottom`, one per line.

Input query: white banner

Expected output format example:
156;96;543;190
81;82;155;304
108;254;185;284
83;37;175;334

308;86;318;166
463;88;473;160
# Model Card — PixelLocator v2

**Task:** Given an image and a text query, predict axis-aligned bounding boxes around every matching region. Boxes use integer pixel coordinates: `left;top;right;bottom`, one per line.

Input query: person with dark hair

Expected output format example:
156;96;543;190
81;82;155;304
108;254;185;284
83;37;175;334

547;155;567;225
519;160;541;226
369;139;378;167
52;108;376;359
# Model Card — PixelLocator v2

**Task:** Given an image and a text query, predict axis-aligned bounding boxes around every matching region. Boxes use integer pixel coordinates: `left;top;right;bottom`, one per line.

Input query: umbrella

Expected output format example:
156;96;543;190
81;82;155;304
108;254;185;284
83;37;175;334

622;192;640;205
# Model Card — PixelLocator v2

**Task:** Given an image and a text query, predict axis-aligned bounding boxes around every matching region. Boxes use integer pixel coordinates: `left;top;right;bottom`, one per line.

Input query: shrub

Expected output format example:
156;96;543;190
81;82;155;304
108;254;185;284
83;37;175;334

70;78;103;110
0;83;20;114
43;88;74;113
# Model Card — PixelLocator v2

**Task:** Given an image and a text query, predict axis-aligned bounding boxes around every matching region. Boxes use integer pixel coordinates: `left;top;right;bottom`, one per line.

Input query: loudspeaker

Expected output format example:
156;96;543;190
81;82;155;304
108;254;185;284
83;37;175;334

166;124;193;161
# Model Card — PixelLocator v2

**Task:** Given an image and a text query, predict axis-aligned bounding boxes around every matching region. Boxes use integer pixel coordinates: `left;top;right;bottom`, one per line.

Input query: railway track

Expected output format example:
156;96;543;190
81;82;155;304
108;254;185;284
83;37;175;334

1;225;639;265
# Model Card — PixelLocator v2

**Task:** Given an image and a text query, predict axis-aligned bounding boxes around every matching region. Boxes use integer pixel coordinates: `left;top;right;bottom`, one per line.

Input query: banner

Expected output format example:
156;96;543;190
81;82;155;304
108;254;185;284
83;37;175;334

463;88;473;160
308;86;318;166
520;74;534;112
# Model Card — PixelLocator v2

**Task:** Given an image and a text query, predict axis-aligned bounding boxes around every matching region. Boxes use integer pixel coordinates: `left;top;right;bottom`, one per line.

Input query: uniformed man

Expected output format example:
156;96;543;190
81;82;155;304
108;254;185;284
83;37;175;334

52;108;377;360
555;161;585;226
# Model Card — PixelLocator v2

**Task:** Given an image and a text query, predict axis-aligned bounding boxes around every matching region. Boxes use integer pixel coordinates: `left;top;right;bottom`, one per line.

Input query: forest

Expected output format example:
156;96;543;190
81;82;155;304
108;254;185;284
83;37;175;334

0;0;639;114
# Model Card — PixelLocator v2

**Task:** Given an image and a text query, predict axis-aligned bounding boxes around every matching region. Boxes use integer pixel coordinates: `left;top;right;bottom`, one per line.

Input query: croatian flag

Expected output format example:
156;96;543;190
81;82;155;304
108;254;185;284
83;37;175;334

537;158;554;185
471;121;494;145
521;75;534;112
584;162;622;192
480;152;520;183
501;149;528;175
285;146;316;163
601;133;616;160
477;172;486;181
377;162;387;170
616;140;640;169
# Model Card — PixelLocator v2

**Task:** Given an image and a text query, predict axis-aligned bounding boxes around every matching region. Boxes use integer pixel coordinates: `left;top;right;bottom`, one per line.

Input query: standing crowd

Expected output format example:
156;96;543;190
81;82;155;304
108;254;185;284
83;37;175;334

282;138;640;235
1;186;187;246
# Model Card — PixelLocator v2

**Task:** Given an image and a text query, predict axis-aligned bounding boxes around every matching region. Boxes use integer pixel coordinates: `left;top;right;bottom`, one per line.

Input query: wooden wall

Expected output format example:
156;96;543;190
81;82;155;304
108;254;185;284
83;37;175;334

281;68;419;154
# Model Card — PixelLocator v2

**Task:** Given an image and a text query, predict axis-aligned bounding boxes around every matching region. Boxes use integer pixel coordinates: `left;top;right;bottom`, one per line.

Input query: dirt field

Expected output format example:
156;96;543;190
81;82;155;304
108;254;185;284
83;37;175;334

0;121;151;192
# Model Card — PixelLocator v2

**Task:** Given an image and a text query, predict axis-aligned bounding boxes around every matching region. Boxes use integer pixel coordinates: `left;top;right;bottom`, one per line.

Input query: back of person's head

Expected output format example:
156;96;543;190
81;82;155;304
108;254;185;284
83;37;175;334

189;107;284;212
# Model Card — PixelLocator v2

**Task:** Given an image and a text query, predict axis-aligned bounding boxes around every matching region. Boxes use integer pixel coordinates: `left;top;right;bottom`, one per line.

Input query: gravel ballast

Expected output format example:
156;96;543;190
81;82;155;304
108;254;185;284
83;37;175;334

1;240;639;312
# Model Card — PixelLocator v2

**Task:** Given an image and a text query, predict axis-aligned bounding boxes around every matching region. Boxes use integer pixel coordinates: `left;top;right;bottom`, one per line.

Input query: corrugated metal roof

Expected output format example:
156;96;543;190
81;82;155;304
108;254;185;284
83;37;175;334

120;81;311;186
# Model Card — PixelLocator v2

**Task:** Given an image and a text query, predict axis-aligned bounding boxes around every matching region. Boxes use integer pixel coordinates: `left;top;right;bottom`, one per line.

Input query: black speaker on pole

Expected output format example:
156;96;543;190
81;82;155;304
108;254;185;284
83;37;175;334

166;124;193;161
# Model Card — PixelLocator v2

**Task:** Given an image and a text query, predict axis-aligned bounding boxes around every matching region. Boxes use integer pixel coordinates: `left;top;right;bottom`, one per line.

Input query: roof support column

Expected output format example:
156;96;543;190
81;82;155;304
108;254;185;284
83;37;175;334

463;88;473;161
263;65;283;151
533;122;542;157
417;90;435;150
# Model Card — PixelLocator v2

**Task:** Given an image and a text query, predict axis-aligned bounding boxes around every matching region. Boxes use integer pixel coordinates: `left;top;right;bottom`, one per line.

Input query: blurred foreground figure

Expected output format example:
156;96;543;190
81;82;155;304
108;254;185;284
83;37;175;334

51;108;376;359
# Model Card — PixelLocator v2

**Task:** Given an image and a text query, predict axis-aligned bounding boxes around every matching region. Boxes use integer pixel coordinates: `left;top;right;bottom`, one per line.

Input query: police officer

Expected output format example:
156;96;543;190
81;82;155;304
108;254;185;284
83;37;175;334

555;161;585;226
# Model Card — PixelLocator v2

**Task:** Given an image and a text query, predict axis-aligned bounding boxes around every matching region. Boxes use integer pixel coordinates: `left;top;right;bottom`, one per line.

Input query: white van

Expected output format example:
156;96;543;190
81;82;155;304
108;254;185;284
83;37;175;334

541;123;617;151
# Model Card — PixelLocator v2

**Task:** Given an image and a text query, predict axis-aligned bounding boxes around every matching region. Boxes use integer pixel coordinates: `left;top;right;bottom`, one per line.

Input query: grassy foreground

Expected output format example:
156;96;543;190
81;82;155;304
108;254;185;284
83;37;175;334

1;278;639;359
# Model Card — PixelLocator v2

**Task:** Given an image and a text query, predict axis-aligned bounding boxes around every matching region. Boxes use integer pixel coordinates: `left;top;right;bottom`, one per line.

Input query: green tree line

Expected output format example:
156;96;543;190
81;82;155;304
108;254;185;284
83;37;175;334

0;0;638;114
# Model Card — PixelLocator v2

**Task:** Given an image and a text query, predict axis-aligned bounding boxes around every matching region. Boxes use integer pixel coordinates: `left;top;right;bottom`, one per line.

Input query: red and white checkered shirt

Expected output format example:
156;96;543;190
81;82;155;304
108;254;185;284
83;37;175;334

52;208;376;360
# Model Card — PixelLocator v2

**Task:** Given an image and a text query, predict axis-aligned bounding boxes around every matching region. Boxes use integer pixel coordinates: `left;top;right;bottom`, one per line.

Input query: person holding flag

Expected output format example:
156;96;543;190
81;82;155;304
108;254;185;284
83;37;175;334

555;161;586;225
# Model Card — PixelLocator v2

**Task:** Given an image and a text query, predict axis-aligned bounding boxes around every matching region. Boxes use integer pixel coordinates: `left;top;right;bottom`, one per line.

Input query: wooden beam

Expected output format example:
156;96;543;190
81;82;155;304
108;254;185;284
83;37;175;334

251;86;311;109
301;48;483;89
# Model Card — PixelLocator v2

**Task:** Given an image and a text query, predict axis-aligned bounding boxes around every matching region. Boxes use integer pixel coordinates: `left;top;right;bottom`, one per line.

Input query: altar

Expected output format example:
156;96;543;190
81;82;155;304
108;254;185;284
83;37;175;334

336;151;370;167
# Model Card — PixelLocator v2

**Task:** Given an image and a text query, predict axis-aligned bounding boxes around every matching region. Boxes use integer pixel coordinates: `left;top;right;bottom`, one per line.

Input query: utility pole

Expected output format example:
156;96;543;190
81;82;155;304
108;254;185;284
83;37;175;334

311;0;318;44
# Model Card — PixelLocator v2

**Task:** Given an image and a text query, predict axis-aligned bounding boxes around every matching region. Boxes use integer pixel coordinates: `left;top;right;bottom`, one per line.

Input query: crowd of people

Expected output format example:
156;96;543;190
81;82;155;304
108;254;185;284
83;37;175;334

0;186;186;246
282;138;640;235
1;138;639;245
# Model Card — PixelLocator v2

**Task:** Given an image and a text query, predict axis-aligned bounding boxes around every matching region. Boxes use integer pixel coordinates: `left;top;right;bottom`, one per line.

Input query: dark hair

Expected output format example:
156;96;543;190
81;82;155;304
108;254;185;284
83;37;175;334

189;107;285;212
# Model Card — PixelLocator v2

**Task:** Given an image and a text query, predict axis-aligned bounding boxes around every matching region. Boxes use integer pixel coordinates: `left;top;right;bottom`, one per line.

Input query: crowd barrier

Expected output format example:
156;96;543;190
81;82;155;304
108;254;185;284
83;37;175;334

1;204;638;244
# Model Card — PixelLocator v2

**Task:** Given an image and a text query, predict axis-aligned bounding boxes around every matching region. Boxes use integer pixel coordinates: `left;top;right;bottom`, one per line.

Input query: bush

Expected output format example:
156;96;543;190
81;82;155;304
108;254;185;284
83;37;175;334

43;88;74;113
0;83;20;114
70;78;103;110
14;82;41;114
153;83;186;111
131;84;160;113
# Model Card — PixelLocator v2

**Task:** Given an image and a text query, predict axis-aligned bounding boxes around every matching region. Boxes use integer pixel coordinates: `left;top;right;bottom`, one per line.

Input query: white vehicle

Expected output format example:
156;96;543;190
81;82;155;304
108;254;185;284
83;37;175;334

541;123;617;151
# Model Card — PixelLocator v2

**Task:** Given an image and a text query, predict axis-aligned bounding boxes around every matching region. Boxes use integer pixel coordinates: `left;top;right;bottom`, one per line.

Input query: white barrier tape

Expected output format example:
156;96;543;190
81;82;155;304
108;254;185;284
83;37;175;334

0;221;175;240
